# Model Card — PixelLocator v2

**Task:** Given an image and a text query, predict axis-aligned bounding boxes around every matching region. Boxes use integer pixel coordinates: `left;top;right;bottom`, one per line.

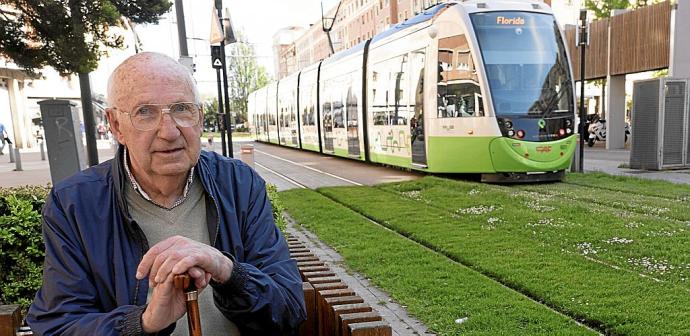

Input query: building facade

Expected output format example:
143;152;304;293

275;0;557;79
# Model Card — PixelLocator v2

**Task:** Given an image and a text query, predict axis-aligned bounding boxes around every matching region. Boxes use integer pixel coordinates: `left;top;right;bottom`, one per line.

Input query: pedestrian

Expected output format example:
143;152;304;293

0;121;7;155
207;134;214;149
27;52;306;335
98;122;107;139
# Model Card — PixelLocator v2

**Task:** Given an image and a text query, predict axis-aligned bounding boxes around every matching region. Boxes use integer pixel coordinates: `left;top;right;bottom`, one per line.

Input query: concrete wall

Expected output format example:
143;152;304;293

671;0;690;77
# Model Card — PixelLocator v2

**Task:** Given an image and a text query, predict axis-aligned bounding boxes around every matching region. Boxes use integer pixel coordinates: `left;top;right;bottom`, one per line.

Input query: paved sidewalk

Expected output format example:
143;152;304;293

583;147;690;185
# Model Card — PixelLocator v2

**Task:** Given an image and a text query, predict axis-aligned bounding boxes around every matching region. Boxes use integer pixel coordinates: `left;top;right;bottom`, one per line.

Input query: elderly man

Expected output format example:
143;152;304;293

27;52;305;335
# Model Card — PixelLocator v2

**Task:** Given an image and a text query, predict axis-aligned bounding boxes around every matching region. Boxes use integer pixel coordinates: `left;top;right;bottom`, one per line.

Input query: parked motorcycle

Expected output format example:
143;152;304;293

586;115;631;147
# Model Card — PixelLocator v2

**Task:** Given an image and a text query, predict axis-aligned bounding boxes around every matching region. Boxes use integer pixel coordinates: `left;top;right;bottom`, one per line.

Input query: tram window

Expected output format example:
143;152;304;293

411;49;425;126
437;34;483;118
346;86;358;127
334;101;345;128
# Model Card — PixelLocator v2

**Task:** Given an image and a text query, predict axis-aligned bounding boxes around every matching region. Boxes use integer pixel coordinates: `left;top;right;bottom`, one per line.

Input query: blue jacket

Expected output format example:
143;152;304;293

27;148;306;335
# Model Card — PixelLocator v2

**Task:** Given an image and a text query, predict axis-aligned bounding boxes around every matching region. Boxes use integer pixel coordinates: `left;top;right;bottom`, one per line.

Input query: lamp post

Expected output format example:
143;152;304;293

578;9;588;173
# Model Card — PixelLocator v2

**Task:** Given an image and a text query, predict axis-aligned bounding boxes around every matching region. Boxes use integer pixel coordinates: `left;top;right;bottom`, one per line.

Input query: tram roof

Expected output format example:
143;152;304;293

370;2;455;45
322;2;455;66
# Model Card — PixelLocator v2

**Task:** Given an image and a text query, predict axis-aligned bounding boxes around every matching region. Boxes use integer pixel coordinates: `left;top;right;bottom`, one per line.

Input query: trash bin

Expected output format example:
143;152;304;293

240;144;254;169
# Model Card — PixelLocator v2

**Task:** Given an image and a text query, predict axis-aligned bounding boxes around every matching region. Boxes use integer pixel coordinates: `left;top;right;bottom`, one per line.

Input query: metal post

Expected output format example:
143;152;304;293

40;140;46;161
78;73;99;166
216;66;227;156
175;0;189;57
220;43;233;158
14;147;22;171
240;144;254;168
578;9;588;173
8;142;15;163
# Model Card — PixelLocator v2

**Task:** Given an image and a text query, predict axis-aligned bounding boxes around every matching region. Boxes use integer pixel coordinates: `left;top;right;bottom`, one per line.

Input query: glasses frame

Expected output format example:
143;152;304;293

113;102;203;131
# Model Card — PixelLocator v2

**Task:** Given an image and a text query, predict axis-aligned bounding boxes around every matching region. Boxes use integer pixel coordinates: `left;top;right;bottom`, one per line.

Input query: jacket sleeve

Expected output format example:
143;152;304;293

211;172;306;335
26;191;154;336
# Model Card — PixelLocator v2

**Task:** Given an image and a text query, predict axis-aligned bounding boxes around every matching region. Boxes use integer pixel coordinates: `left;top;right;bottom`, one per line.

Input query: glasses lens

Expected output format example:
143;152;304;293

132;105;162;131
170;103;199;127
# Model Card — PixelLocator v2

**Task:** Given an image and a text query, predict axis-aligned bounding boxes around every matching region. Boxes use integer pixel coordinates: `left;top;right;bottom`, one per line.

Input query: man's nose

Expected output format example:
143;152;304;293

157;113;181;139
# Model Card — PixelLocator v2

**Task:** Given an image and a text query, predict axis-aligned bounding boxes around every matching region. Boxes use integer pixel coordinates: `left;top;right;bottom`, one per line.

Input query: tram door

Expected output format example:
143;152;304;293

411;49;427;166
346;86;361;157
323;101;334;152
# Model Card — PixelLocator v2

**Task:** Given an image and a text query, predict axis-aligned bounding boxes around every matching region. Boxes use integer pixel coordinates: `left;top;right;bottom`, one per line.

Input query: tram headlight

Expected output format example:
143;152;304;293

566;128;573;134
516;130;525;139
504;120;513;129
565;119;572;127
558;128;566;136
508;130;515;137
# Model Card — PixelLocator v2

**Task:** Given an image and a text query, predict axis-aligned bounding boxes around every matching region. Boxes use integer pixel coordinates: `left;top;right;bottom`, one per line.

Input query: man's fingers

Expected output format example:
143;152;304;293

136;236;185;279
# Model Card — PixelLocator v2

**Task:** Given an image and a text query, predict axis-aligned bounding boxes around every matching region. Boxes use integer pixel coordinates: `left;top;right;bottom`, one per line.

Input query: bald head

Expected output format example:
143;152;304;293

107;52;199;109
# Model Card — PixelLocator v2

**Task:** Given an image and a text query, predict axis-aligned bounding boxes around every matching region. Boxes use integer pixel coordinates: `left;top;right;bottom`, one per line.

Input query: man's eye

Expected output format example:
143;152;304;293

135;106;156;117
171;104;192;113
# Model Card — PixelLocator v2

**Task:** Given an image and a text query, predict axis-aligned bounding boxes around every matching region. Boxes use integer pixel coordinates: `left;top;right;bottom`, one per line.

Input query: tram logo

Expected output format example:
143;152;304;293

536;146;552;153
496;16;525;25
538;119;546;129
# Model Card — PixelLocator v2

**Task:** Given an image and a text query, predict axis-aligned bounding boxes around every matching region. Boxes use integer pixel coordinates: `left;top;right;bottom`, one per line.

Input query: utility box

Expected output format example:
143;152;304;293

38;100;87;184
630;78;690;170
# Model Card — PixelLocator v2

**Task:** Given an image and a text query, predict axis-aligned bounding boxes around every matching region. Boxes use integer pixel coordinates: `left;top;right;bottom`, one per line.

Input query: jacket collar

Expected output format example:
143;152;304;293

111;146;221;246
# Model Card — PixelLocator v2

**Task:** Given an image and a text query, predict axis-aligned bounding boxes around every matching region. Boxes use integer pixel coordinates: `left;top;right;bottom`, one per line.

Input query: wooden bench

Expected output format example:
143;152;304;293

1;235;393;336
288;234;392;336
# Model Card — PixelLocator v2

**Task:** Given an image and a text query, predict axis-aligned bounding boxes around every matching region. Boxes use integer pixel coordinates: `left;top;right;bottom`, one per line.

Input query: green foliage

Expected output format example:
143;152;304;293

584;0;632;19
203;97;220;131
227;35;271;125
0;0;172;75
0;186;50;309
266;184;286;233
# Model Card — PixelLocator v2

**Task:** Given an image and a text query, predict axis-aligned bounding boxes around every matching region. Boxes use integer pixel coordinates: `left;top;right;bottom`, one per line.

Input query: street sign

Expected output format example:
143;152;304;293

211;46;222;69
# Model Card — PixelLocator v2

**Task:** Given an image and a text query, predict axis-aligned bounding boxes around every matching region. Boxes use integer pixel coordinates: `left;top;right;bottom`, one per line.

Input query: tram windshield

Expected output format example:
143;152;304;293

470;12;573;117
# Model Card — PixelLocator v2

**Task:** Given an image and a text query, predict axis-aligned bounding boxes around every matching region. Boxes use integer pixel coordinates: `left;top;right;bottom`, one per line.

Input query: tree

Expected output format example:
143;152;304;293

0;0;172;165
203;97;219;132
584;0;631;19
226;38;270;126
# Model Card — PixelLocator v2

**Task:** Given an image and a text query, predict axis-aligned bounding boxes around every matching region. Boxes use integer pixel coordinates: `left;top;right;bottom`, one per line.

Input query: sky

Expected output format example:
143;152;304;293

129;0;339;98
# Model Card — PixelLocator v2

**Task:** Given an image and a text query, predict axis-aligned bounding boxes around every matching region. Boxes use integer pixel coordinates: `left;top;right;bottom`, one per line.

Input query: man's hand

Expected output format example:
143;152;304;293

141;274;187;333
136;236;233;289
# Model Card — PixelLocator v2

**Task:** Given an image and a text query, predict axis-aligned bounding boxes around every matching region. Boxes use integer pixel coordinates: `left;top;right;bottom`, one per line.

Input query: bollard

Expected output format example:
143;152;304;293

7;143;14;163
40;141;46;161
240;144;255;168
13;148;22;171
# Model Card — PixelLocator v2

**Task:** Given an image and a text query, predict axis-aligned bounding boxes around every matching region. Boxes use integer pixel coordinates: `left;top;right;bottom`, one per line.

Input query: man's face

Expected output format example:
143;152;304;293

107;73;202;180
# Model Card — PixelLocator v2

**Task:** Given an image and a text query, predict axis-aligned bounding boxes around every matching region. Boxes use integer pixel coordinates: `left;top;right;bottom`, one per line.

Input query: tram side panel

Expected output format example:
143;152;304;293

252;88;269;142
265;82;279;144
277;73;300;148
366;27;434;169
298;64;321;152
319;51;366;160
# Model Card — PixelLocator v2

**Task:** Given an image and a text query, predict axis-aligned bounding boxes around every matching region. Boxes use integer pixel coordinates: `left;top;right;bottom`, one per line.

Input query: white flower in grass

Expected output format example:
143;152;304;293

627;257;675;275
576;242;598;255
625;221;644;229
402;190;422;200
456;205;497;215
468;188;480;196
603;237;634;244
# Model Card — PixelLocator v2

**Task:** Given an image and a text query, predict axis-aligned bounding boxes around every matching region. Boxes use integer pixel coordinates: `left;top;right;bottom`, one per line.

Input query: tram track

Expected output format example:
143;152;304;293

312;188;606;335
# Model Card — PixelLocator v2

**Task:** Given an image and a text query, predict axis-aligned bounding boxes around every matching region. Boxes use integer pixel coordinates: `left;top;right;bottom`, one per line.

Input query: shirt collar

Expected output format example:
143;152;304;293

123;146;195;209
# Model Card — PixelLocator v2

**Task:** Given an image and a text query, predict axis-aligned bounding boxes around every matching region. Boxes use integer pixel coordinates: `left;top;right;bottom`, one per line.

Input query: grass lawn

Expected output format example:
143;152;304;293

202;131;251;139
281;173;690;335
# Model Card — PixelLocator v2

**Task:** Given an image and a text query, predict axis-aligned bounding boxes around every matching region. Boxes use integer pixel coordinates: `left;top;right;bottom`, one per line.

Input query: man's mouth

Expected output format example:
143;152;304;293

156;148;183;154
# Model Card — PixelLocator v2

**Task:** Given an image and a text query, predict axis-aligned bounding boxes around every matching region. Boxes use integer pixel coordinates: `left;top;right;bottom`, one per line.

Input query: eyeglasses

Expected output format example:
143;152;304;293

114;102;202;131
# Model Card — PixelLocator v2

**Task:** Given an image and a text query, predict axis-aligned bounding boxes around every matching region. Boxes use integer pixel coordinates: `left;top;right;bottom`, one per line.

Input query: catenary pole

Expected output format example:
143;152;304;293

578;9;588;173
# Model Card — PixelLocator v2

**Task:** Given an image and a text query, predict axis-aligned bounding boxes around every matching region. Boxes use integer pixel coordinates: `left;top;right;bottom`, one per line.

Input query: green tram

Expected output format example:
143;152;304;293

248;0;576;182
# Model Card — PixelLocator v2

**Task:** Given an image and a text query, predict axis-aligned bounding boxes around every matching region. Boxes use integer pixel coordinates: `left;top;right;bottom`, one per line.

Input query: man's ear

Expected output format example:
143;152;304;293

105;108;124;145
198;106;205;132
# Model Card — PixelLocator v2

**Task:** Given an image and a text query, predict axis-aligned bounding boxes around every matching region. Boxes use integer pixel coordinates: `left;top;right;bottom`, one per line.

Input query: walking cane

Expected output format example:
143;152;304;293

173;274;202;336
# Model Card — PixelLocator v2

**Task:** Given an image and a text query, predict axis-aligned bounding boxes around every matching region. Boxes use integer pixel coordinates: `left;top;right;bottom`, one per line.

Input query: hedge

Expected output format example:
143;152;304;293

0;183;284;310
